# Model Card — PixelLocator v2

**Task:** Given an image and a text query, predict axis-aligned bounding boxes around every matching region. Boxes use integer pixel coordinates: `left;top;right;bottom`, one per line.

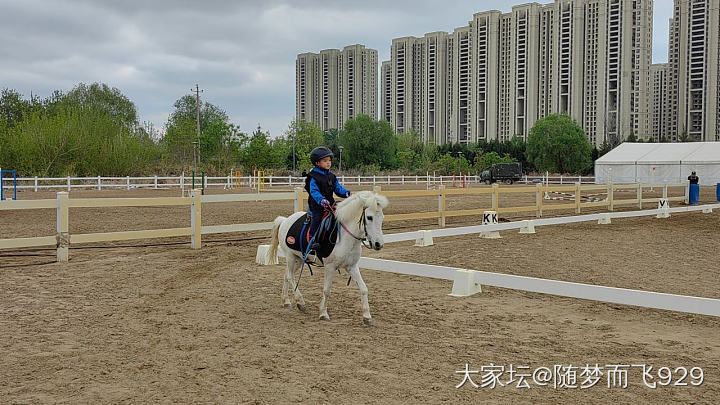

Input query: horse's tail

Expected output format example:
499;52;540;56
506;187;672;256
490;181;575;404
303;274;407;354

267;215;285;264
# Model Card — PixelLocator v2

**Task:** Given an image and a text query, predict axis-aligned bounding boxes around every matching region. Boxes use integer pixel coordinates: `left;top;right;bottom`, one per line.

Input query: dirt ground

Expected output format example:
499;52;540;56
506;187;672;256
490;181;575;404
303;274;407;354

1;185;719;403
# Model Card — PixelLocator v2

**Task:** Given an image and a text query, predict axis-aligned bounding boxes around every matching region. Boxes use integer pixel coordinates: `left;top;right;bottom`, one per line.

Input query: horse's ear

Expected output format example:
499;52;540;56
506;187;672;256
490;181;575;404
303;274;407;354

375;194;389;209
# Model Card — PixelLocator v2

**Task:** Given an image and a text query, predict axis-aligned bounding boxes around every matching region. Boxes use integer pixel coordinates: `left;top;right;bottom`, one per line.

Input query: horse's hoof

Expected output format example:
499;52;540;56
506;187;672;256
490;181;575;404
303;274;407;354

283;303;292;309
319;315;330;321
363;317;373;326
297;304;307;312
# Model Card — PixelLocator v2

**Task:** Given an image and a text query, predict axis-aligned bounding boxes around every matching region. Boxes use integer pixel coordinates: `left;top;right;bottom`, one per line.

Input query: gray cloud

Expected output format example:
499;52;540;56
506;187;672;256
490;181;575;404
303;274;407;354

0;0;673;138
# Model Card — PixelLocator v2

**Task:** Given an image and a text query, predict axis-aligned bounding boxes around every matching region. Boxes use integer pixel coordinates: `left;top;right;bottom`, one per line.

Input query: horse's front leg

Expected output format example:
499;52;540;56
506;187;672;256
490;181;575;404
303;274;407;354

319;263;336;321
348;264;372;325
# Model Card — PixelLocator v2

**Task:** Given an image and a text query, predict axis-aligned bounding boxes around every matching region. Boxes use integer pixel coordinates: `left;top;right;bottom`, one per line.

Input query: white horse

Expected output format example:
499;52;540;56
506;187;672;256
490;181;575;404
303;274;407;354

266;191;388;325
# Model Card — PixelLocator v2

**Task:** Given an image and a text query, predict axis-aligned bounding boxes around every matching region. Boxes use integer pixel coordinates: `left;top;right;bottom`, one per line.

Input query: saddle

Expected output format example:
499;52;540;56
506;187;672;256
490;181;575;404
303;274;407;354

284;212;339;260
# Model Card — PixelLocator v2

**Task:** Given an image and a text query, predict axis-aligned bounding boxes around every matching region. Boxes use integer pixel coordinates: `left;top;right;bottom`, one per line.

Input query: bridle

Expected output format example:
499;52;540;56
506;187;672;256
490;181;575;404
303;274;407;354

327;204;373;249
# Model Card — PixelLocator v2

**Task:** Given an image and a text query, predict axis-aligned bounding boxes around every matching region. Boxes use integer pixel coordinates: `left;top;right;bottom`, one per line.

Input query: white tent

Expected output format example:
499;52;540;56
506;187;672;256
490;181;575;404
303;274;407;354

681;143;720;186
595;142;720;185
594;143;658;184
635;143;703;184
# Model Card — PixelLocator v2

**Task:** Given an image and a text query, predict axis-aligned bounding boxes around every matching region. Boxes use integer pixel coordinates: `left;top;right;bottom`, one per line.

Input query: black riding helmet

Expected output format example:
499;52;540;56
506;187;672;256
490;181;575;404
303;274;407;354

310;146;334;164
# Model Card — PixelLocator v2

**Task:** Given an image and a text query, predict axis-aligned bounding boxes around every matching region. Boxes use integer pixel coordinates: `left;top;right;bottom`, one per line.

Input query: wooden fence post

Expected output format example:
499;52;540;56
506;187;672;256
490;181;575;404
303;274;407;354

663;184;668;199
536;183;543;218
491;183;499;211
438;185;446;227
684;181;690;204
575;182;581;214
608;182;615;211
294;187;304;212
56;192;69;262
637;184;643;209
190;189;202;249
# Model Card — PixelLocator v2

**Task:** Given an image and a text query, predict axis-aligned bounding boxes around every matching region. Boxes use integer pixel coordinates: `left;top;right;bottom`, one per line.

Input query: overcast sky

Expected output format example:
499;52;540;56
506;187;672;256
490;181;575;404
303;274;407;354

1;0;673;138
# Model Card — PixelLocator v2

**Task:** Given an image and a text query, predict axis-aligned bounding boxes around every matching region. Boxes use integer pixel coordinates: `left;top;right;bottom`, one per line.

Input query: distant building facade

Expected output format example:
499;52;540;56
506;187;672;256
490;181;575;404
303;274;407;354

666;0;720;141
382;0;654;146
296;45;377;131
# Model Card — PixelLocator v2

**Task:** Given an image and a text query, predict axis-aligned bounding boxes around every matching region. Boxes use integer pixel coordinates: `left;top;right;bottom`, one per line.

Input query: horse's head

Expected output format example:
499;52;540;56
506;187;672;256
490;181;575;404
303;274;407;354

336;190;389;250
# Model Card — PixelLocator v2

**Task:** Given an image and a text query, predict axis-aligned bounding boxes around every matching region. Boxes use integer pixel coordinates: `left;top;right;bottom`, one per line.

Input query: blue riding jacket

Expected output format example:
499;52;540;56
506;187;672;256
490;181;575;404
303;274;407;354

308;167;350;207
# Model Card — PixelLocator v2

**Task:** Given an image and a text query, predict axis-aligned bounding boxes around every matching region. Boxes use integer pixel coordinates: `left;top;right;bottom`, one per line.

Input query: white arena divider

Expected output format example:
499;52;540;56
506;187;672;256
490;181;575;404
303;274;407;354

358;258;720;317
519;220;536;234
378;203;720;244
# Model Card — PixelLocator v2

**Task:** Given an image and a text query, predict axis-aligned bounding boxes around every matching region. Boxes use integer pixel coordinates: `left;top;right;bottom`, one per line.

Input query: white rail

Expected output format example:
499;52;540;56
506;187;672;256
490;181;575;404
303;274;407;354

358;258;720;317
0;174;599;192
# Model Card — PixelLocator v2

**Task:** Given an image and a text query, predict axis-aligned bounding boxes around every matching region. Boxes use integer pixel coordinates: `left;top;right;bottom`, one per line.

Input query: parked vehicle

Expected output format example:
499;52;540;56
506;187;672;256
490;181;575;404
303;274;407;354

480;163;523;185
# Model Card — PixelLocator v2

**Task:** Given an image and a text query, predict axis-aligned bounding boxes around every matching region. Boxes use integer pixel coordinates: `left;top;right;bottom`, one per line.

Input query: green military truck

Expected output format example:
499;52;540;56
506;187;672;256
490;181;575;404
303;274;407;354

480;162;523;185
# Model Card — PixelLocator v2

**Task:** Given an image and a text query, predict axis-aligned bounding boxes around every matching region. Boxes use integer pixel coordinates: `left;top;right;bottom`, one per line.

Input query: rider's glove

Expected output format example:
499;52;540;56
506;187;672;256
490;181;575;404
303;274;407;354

320;199;330;208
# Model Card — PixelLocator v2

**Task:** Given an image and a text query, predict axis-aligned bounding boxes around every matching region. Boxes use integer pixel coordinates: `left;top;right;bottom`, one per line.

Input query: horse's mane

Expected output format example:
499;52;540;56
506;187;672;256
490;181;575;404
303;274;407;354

335;191;388;224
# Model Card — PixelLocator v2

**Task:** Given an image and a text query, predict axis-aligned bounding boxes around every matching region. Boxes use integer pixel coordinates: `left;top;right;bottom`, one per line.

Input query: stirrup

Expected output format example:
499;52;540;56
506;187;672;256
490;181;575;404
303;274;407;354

304;250;324;266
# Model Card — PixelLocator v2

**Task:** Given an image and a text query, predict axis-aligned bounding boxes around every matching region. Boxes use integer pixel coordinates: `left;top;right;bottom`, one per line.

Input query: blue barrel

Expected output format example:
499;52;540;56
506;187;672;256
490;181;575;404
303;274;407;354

689;183;700;204
717;183;720;202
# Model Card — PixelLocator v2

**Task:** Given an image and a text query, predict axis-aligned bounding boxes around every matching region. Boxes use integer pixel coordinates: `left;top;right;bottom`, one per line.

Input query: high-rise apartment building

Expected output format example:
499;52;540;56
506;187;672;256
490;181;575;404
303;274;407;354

667;0;720;141
471;11;501;142
295;45;378;131
650;63;671;140
418;32;450;144
389;37;416;135
381;61;392;123
383;0;654;146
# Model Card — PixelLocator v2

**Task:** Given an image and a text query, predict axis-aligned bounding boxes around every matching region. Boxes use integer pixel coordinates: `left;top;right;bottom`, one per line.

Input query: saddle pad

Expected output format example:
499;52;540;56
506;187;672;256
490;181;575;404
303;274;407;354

284;213;338;259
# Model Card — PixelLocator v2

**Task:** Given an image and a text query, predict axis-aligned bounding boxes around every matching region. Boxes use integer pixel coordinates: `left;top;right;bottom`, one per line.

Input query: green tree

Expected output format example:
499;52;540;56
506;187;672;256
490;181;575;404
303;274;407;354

395;130;423;170
0;88;30;129
241;126;275;170
63;83;138;128
478;151;517;171
2;104;150;176
167;94;229;129
338;115;396;169
323;128;341;155
198;121;246;172
286;120;325;171
0;84;164;176
433;153;472;175
161;118;196;167
419;143;440;171
526;114;592;174
161;95;234;171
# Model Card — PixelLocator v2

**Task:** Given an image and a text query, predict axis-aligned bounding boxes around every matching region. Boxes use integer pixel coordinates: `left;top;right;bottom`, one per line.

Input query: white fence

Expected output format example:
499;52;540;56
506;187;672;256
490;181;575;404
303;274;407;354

0;174;597;192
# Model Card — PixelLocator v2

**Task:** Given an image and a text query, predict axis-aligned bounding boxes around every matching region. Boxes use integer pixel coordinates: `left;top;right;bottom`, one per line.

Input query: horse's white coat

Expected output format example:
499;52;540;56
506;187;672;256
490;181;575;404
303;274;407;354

267;191;388;324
